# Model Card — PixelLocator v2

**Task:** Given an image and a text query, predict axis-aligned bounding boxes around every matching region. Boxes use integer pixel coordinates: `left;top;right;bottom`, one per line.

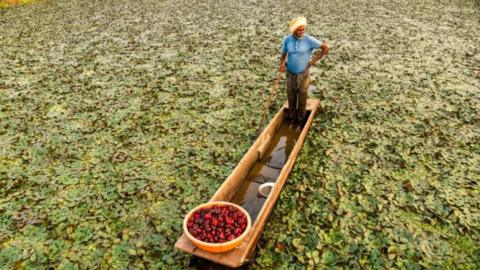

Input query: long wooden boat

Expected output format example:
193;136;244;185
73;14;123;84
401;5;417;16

175;99;320;268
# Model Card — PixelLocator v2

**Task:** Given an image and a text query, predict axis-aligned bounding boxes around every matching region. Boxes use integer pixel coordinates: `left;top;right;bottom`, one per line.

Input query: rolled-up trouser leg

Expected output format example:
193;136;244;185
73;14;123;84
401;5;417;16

296;69;310;122
286;71;297;121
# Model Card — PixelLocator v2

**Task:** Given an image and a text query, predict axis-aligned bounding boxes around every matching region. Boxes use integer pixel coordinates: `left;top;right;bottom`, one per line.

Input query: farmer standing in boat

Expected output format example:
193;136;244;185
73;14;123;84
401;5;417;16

279;16;329;123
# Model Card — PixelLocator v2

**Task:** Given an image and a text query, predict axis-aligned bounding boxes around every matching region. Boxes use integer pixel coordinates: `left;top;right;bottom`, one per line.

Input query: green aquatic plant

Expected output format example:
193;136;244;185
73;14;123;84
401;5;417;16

0;0;479;269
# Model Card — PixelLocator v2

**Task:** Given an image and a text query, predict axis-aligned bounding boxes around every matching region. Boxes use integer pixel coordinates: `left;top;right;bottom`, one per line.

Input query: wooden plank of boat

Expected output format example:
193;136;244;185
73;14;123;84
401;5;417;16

175;99;320;268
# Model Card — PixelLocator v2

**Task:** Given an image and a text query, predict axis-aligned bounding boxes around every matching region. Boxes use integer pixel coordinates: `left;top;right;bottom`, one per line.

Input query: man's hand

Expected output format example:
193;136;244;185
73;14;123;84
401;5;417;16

279;53;287;73
309;42;329;68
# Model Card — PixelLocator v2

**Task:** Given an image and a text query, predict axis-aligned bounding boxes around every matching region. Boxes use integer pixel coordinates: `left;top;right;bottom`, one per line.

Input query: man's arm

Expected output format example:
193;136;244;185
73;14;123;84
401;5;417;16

308;42;329;68
279;53;287;73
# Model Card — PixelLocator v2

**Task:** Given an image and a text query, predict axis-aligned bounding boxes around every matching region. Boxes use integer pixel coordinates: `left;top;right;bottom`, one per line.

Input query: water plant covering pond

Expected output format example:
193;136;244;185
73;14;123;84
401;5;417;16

1;0;479;269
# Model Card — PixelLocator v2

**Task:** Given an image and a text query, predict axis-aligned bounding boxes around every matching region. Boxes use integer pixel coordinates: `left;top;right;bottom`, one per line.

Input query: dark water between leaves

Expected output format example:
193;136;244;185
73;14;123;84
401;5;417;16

191;116;305;269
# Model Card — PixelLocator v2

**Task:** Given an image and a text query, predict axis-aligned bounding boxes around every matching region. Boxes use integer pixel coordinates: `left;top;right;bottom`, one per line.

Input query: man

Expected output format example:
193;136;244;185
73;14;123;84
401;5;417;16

279;16;329;123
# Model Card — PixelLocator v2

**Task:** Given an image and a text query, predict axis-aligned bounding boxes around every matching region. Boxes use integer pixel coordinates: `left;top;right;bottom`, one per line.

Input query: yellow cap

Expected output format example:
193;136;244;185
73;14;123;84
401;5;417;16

289;16;307;33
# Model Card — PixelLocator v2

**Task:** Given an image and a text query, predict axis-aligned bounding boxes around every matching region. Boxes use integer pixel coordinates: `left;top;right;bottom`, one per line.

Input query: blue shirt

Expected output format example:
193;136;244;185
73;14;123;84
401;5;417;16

281;34;322;74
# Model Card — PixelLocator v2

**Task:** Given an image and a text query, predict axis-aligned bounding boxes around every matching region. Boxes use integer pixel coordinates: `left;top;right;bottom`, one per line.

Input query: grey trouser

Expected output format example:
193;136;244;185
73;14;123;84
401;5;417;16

286;69;310;122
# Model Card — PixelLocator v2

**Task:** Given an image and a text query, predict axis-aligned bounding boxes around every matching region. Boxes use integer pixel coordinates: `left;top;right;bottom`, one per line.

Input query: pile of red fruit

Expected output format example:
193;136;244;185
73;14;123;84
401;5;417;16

186;205;248;243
